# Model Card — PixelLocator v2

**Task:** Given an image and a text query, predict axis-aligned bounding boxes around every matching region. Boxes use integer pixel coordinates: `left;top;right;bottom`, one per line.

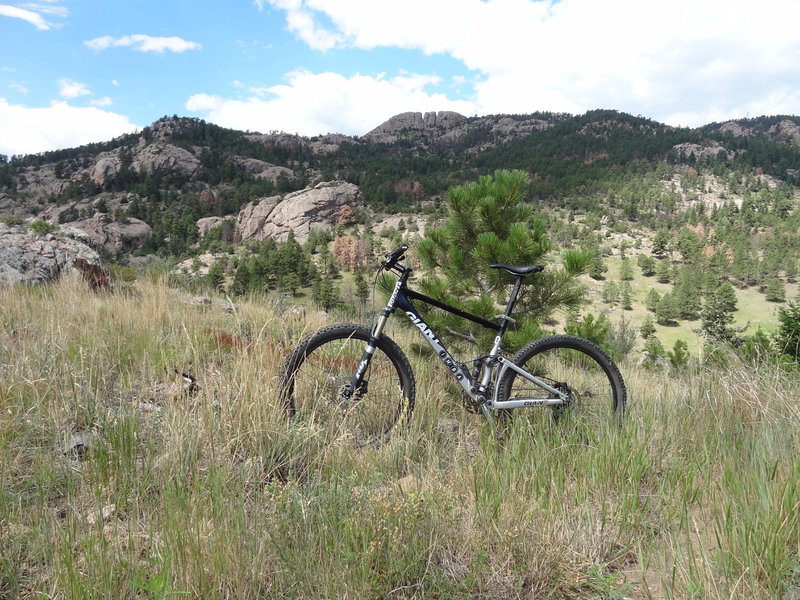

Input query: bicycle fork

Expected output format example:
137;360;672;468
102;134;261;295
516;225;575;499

347;305;395;396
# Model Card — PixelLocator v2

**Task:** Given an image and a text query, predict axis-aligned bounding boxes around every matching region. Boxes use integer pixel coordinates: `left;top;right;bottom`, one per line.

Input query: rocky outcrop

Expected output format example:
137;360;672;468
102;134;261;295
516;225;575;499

309;134;353;154
244;132;355;155
196;216;226;238
146;117;202;142
235;180;365;244
131;141;200;175
718;122;752;138
363;111;468;144
90;152;120;185
717;118;800;147
36;194;152;253
14;164;70;197
362;112;560;149
234;157;294;181
0;193;29;217
768;119;800;146
672;141;733;161
65;213;152;254
0;222;109;288
235;196;282;242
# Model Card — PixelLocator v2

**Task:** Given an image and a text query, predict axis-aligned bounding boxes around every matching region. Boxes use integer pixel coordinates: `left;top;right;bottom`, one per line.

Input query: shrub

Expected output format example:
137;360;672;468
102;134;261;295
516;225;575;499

775;300;800;359
565;313;610;348
29;219;58;236
667;339;690;370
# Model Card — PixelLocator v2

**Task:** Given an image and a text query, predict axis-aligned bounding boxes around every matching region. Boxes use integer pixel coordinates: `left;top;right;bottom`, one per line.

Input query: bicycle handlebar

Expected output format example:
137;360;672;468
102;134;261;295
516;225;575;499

382;244;408;270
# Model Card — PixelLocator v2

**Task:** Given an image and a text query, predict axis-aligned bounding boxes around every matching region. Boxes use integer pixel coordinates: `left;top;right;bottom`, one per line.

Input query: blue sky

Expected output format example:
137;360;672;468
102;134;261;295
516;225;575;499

1;0;799;157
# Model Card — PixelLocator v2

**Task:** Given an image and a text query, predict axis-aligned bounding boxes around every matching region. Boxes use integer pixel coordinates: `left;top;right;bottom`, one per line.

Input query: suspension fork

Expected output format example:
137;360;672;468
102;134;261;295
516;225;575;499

351;271;407;385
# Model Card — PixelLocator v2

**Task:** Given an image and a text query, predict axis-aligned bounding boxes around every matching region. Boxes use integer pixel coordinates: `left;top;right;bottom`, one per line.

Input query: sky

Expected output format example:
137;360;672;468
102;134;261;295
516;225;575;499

1;0;799;157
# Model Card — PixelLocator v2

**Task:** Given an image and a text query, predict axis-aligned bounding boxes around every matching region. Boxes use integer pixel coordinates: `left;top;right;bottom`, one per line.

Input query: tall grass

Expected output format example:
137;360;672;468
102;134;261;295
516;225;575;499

1;279;798;598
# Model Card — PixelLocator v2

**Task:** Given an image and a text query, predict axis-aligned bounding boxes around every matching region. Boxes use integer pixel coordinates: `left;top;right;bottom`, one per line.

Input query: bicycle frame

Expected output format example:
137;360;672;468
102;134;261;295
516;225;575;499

355;265;569;423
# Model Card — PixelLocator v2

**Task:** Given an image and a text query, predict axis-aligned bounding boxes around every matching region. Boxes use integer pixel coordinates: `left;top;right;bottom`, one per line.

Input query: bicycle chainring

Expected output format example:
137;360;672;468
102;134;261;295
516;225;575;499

461;390;488;414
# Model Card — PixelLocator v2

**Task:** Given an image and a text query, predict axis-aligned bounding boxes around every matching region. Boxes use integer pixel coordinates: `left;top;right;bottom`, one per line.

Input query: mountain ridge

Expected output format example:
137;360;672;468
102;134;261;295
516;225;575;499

1;109;799;259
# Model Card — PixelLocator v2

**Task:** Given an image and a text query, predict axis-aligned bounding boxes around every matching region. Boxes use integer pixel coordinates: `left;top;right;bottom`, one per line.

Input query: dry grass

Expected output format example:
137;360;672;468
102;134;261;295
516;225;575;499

1;278;798;599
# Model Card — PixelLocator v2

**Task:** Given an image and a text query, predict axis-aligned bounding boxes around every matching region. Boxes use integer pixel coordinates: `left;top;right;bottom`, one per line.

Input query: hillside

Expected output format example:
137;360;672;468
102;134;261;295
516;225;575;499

2;112;800;597
2;110;799;248
1;277;799;598
2;109;800;358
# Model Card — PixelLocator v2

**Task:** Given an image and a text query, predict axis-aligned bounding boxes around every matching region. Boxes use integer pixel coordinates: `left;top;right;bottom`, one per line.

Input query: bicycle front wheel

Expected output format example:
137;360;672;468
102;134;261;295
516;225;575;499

279;324;416;447
497;335;626;435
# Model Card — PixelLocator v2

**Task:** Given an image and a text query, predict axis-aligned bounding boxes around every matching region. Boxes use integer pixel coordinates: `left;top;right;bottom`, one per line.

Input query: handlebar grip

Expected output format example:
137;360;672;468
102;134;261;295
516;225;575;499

383;244;408;270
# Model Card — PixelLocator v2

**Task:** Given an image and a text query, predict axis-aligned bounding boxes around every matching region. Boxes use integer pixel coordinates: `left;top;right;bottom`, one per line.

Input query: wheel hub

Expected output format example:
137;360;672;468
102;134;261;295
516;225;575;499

335;377;367;410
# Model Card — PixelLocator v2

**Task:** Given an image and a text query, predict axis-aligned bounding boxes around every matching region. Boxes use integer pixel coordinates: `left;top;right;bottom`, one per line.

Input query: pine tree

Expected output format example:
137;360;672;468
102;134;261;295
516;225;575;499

619;257;634;281
640;314;656;340
602;280;619;304
656;292;678;325
764;276;786;303
652;229;670;256
354;271;369;306
279;272;301;296
655;258;672;284
673;267;703;320
588;253;608;280
565;313;610;348
620;281;633;310
207;261;225;292
230;260;251;296
313;275;340;312
646;288;661;312
667;339;690;370
701;281;739;344
775;300;800;358
637;253;656;277
417;169;591;350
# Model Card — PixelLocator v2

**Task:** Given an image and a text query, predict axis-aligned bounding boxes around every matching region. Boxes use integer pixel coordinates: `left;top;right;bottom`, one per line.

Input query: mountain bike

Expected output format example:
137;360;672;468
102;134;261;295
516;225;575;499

279;244;627;447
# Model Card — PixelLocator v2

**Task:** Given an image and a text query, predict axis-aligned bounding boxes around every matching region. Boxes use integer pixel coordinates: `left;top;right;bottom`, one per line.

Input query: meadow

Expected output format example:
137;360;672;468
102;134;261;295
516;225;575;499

1;277;798;599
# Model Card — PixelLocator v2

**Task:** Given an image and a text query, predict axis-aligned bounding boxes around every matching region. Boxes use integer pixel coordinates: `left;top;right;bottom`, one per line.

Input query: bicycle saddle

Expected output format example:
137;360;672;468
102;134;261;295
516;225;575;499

490;264;545;277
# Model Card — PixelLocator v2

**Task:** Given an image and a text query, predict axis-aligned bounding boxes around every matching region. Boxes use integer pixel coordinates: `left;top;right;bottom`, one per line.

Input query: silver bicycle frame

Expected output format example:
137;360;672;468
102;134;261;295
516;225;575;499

368;274;569;419
490;357;567;409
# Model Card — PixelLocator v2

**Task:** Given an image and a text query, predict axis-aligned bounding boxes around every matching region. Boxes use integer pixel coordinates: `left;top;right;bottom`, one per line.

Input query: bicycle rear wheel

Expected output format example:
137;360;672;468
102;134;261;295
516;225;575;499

497;335;626;436
279;324;415;447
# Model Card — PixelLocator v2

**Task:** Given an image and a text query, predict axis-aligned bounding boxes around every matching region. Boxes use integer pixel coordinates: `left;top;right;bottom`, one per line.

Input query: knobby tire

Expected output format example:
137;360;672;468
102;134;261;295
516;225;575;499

279;324;416;447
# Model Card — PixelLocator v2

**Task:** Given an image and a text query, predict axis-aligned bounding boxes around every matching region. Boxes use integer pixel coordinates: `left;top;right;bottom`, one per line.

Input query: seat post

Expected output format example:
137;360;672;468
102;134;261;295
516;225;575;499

497;276;524;335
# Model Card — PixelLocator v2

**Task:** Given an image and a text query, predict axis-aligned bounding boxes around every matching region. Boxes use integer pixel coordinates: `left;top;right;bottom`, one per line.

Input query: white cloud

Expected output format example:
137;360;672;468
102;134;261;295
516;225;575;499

0;1;66;29
84;34;202;53
58;78;91;99
265;0;800;127
186;70;476;135
9;81;29;94
267;0;342;51
90;96;113;107
0;3;50;29
0;98;139;156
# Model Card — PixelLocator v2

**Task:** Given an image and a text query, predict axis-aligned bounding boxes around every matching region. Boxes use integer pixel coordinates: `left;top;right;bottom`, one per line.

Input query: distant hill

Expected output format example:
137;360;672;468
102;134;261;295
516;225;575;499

1;109;799;259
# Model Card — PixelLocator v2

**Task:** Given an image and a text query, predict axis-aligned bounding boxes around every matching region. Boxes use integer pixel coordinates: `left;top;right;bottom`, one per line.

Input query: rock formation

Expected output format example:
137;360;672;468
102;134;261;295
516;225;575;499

234;157;294;181
362;111;468;144
196;216;227;238
0;222;109;288
718;118;800;147
235;180;365;244
130;141;200;176
672;141;733;161
63;213;152;254
37;194;152;253
362;111;560;149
